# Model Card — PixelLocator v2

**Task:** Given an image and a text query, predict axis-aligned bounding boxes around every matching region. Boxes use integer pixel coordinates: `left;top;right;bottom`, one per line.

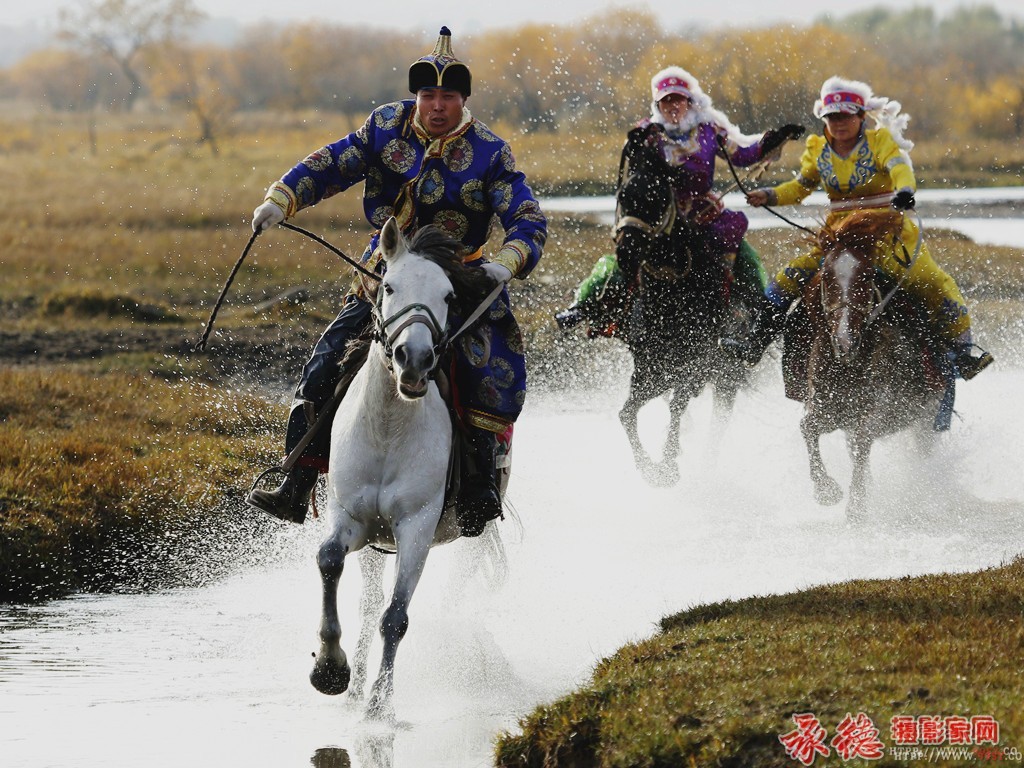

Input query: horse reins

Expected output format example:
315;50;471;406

715;134;817;236
242;225;505;485
195;221;381;352
864;209;924;326
716;134;932;332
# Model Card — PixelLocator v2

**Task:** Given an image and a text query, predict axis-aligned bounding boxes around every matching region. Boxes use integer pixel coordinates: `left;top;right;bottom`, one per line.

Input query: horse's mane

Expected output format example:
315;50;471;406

818;209;903;255
408;225;497;312
340;225;498;368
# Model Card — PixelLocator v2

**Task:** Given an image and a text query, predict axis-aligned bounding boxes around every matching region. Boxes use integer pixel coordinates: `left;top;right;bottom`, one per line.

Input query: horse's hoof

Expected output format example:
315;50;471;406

365;689;396;723
639;459;679;487
813;479;843;506
310;656;351;696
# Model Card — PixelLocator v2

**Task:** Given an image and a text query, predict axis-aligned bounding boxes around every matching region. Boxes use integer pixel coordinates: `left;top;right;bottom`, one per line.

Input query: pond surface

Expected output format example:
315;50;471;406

542;185;1024;246
3;362;1024;767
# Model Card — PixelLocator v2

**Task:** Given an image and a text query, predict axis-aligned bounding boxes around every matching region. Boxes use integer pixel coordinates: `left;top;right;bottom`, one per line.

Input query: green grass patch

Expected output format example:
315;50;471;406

496;559;1024;768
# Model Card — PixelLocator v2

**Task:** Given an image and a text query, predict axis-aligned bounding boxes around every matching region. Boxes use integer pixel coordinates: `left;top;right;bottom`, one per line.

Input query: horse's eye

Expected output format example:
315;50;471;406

445;292;455;304
383;282;394;295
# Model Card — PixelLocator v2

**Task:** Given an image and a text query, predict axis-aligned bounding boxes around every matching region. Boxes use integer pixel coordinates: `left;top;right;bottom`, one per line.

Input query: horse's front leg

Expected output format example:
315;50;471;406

800;410;842;506
619;370;663;484
310;523;365;696
657;386;696;486
619;391;649;466
845;430;873;521
348;547;386;700
366;513;435;722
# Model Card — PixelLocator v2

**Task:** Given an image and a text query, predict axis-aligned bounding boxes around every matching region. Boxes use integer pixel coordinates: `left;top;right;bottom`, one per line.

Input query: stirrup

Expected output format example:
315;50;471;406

554;307;583;330
246;467;314;524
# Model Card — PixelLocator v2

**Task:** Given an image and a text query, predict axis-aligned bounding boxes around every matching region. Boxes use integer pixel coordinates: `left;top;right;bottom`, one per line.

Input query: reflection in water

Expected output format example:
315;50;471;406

355;731;396;768
310;731;395;768
311;746;351;768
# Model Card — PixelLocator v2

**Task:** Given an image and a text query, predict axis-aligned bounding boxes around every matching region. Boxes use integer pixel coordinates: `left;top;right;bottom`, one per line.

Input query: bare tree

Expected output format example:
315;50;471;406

146;42;238;156
57;0;204;110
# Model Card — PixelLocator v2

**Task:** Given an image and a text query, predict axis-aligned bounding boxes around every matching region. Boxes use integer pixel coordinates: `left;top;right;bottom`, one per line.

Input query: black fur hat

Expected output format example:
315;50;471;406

408;26;471;97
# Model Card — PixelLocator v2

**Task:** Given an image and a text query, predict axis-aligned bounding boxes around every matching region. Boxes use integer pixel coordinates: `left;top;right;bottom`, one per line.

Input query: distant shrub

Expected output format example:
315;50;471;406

41;289;182;322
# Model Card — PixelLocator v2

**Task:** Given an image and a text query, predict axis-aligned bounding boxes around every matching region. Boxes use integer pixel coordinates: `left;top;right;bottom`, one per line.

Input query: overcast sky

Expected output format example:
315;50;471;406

6;0;1024;31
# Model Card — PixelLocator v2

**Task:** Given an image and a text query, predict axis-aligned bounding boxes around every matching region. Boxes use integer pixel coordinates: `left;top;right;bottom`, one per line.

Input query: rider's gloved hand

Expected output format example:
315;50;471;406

761;124;806;154
746;188;775;208
252;200;286;232
892;188;916;211
481;262;513;285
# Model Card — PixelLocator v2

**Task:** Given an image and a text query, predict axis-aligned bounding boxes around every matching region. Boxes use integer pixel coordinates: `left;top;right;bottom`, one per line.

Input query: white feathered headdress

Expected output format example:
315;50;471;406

814;75;914;152
649;66;761;147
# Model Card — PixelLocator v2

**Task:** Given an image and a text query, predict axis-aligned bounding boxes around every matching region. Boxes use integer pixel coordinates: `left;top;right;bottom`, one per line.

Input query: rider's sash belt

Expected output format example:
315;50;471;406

829;192;895;212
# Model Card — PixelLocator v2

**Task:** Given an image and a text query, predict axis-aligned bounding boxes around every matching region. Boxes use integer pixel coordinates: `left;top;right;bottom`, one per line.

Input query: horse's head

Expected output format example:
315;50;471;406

375;218;458;399
813;211;901;363
615;125;675;237
374;218;495;400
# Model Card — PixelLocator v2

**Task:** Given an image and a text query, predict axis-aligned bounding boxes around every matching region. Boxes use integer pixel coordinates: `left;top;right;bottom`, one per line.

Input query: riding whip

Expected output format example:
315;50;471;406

194;222;380;352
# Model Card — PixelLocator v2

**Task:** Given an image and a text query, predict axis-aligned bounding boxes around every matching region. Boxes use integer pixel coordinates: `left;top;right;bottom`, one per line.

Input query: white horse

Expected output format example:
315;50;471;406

308;217;501;720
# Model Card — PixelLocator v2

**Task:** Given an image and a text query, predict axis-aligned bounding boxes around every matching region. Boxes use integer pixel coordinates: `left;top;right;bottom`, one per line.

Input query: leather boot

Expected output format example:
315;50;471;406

953;346;994;381
554;305;584;330
246;466;319;524
721;299;788;366
456;430;503;537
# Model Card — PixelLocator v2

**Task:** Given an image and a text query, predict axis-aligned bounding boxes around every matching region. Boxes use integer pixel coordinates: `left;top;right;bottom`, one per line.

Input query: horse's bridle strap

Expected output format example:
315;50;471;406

613;205;676;241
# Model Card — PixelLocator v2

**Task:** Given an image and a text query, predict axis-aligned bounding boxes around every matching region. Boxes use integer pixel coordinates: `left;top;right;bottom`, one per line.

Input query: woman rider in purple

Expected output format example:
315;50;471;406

555;65;803;331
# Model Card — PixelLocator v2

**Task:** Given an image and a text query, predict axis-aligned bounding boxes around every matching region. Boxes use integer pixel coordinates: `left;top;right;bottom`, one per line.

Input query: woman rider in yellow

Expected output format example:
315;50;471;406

741;76;993;381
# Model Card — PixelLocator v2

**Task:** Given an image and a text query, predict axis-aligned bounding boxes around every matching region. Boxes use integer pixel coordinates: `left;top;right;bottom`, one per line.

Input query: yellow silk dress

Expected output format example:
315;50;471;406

767;127;970;341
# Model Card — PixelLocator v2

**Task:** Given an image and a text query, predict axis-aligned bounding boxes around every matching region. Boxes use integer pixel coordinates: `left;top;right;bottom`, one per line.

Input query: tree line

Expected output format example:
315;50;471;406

1;0;1022;150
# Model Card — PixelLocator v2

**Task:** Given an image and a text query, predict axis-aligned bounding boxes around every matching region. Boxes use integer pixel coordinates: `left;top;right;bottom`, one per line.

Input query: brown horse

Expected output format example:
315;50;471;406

798;210;946;519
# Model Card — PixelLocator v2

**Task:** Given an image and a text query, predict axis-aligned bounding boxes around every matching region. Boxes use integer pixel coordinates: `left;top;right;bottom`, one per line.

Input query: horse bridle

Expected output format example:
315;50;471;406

372;279;506;375
821;209;926;328
613;202;676;242
373;297;449;374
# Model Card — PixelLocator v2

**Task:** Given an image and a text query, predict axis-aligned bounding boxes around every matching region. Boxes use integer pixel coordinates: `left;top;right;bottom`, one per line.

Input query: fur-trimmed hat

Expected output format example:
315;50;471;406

814;76;913;151
651;66;695;102
409;26;471;97
648;65;761;147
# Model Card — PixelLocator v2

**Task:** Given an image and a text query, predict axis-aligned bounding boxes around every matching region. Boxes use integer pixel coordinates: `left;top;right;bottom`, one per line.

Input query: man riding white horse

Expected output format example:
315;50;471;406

246;27;547;536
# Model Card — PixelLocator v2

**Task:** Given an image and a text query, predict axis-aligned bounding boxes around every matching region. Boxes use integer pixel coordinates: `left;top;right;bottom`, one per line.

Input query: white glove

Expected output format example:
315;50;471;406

481;262;513;285
252;201;285;232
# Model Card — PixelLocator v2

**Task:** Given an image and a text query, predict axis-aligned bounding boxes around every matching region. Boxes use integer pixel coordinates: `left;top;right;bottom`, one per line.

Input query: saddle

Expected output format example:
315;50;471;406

286;321;507;540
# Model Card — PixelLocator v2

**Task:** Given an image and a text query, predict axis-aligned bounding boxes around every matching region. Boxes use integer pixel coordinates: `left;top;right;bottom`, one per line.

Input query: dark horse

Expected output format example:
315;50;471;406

614;125;751;486
796;210;946;519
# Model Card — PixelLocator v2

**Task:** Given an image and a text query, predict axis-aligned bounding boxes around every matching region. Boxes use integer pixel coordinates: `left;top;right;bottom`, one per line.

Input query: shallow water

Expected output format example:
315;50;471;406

2;191;1021;767
2;359;1023;768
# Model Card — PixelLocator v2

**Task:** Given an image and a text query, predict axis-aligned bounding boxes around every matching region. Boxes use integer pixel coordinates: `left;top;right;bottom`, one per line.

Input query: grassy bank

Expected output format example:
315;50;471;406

0;367;281;600
495;559;1024;767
